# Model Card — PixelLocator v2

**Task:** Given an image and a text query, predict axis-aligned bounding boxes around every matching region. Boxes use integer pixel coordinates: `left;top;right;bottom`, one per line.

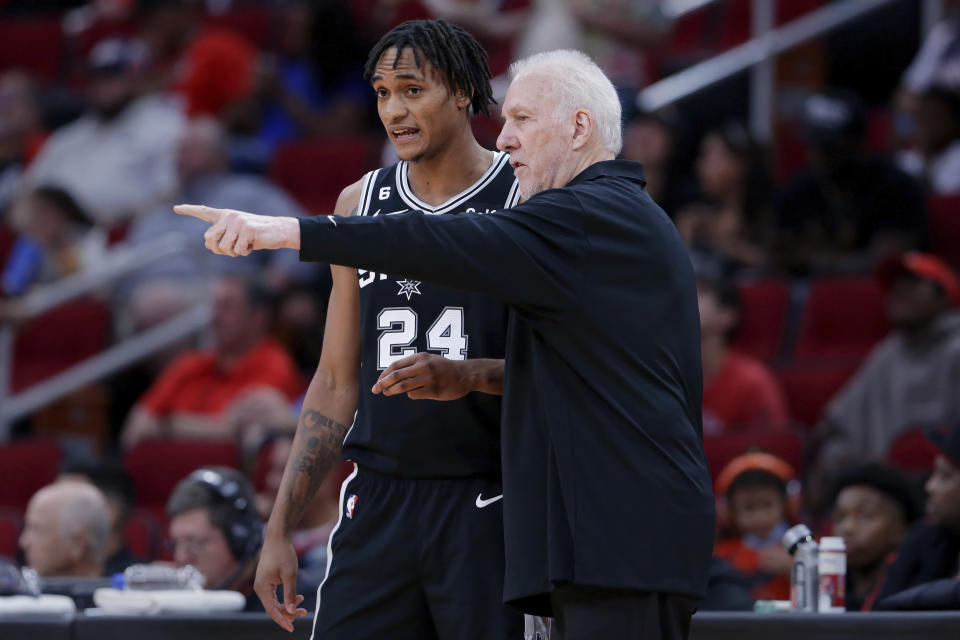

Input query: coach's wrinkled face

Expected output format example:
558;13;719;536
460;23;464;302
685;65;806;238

498;72;575;199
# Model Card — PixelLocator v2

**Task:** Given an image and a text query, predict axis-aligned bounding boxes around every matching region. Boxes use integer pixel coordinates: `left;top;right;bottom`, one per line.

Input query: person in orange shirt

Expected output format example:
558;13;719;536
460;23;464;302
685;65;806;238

698;274;791;435
121;274;303;449
714;452;796;602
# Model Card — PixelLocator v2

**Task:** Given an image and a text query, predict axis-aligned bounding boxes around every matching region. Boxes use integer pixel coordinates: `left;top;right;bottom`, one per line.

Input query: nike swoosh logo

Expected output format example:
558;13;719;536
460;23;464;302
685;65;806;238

475;493;503;508
327;215;337;226
370;209;408;217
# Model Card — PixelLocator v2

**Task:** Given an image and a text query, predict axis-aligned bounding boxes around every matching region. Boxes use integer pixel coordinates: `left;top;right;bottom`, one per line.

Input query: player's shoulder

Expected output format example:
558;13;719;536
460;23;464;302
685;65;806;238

335;178;366;217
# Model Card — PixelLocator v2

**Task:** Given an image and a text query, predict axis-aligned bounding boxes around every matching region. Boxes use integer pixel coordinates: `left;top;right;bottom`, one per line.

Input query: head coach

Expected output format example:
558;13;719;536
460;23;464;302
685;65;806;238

177;49;715;639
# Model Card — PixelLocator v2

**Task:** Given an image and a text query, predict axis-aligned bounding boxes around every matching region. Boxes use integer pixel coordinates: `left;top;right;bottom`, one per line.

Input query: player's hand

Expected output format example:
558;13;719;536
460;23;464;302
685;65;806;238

372;352;473;400
173;204;301;256
254;535;308;632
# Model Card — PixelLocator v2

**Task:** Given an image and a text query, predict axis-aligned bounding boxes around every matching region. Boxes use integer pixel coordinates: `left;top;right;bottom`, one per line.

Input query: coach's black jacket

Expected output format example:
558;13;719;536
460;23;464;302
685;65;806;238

299;160;716;615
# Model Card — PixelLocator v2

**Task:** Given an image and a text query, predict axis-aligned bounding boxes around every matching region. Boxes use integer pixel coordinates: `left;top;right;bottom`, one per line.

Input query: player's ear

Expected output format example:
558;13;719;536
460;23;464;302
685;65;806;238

455;88;471;111
571;109;594;150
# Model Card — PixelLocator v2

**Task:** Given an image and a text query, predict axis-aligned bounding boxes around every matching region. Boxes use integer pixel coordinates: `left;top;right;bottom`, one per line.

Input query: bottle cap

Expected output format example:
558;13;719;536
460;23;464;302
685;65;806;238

781;523;813;552
820;536;845;551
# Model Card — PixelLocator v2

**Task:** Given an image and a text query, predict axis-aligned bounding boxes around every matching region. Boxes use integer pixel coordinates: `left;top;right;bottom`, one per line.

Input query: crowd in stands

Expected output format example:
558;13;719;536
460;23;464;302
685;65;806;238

0;0;959;616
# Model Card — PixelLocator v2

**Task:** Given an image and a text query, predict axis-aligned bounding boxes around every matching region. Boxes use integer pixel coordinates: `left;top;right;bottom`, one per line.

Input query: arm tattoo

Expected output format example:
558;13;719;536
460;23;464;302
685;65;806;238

284;409;350;531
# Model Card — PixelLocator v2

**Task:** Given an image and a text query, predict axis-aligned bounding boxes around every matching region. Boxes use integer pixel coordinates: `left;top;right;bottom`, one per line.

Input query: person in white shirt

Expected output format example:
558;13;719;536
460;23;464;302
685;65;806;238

18;37;183;227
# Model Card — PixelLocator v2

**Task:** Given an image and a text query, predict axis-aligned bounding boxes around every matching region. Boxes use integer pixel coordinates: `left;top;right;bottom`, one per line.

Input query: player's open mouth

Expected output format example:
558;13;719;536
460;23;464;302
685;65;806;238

391;127;420;143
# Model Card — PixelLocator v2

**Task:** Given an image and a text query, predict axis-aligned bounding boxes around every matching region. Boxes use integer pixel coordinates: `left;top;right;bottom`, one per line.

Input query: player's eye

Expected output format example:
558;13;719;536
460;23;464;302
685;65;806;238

375;88;388;98
406;86;422;96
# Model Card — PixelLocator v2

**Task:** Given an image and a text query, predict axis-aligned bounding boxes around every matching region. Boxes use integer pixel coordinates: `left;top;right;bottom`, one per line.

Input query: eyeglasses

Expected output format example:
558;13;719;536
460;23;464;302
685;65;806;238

165;535;216;556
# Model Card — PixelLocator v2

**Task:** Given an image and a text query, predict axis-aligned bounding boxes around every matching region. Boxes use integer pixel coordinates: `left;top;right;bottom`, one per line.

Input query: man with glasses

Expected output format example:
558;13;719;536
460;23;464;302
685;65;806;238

166;466;315;613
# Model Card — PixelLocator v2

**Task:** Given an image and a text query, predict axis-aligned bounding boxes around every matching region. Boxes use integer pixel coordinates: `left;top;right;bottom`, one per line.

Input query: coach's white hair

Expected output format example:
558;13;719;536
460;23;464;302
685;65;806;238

508;50;622;155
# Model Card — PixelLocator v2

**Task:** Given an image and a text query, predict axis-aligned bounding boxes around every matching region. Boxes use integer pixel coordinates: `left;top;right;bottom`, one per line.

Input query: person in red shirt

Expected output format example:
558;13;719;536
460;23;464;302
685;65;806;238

698;274;791;434
121;275;303;448
713;452;796;602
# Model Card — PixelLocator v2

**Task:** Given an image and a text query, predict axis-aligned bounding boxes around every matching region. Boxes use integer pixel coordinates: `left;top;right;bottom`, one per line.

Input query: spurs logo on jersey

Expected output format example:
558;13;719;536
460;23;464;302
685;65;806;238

343;151;519;478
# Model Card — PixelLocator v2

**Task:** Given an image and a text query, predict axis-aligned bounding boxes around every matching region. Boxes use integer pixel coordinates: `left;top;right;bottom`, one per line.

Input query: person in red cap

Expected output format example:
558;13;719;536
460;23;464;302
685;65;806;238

713;452;797;602
818;252;960;467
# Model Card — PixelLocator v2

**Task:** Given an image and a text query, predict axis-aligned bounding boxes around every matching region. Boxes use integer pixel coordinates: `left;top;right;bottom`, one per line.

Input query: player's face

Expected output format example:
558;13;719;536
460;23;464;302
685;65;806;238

169;508;238;589
372;47;470;163
498;73;572;198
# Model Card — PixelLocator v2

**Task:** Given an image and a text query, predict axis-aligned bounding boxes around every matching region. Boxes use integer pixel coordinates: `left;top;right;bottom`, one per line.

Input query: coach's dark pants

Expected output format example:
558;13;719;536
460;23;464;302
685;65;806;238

549;584;698;640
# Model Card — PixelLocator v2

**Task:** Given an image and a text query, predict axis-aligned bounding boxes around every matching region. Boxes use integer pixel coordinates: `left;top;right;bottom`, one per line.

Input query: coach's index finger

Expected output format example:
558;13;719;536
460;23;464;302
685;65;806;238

173;204;222;224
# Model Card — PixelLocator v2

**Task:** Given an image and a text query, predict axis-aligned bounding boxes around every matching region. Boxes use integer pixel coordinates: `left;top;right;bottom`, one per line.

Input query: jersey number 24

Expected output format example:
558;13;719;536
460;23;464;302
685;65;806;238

377;306;468;370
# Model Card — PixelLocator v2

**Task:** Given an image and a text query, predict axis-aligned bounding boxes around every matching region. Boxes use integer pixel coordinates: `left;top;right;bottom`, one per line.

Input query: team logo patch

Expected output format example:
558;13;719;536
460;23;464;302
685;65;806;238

345;494;358;519
396;279;422;300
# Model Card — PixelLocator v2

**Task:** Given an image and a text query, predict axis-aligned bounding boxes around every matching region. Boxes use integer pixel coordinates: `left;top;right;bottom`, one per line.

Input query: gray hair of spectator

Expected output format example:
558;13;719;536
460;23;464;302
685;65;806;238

51;483;111;563
508;49;623;155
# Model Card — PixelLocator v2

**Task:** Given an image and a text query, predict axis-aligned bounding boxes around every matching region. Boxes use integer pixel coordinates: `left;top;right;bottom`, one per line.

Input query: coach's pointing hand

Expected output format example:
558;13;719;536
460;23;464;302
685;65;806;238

174;204;301;256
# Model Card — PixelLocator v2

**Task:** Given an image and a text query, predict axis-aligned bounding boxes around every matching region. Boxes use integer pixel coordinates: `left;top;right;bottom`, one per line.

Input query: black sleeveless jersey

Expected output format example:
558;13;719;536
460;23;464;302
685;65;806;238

343;151;521;477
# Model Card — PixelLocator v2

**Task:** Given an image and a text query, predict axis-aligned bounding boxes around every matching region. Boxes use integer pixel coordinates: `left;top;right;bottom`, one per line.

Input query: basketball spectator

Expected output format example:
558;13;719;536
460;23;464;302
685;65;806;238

59;460;140;576
136;0;257;122
896;86;960;195
677;122;771;274
19;481;111;578
166;467;269;611
1;187;103;298
829;462;922;610
619;110;698;218
121;275;303;449
713;452;795;601
875;424;960;603
122;117;314;299
254;1;372;155
18;37;183;226
818;253;960;466
698;274;790;435
771;90;927;275
0;71;43;214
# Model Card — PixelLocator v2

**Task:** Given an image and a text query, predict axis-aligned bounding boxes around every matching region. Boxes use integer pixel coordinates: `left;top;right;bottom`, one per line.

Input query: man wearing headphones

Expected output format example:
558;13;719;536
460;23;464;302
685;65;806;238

167;466;313;612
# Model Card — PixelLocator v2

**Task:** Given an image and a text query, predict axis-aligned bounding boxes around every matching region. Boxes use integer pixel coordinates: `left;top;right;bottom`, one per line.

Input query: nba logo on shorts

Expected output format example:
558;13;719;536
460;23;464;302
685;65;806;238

346;494;358;519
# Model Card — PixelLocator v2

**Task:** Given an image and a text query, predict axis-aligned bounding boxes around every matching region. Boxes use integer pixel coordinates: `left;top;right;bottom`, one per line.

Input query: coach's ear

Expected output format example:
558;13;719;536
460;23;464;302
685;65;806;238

571;108;594;150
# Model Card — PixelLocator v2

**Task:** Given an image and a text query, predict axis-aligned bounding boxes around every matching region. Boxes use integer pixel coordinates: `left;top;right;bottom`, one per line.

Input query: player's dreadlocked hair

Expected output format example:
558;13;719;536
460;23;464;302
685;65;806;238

363;19;494;117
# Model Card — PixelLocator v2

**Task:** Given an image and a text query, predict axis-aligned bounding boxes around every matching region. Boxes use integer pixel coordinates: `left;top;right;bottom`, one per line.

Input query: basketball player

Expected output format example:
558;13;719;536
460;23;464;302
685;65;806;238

252;20;523;640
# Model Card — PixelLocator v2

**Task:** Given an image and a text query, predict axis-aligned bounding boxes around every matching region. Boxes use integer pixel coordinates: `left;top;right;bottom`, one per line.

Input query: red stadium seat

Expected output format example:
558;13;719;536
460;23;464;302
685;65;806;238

0;18;64;79
776;362;859;427
887;427;941;475
928;195;960;268
0;510;22;559
201;7;273;49
124;509;161;561
124;439;241;510
0;441;63;510
732;278;790;361
793;277;889;362
269;137;375;214
703;430;804;481
12;298;111;392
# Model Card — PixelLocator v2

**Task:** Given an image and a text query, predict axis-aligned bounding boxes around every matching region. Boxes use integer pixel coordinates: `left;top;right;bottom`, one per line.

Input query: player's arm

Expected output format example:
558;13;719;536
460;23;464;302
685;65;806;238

254;180;364;632
372;354;504;399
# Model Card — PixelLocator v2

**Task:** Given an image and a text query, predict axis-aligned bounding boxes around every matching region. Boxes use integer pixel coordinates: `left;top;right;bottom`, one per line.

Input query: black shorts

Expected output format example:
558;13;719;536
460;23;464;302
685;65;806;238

311;467;524;640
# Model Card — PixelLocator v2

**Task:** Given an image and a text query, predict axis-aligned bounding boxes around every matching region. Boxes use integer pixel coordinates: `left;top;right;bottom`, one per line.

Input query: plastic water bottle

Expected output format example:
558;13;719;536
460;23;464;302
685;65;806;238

818;536;846;613
782;524;818;612
112;564;205;590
